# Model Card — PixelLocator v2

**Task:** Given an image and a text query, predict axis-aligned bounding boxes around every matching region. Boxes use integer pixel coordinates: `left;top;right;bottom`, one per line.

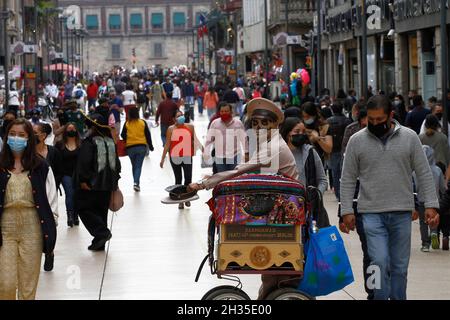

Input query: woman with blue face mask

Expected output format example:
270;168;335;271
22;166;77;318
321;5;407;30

0;119;58;300
160;109;203;209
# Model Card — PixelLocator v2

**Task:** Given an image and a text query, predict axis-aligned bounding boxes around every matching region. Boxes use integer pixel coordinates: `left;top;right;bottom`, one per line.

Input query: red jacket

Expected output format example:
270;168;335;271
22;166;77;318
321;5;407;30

87;83;99;99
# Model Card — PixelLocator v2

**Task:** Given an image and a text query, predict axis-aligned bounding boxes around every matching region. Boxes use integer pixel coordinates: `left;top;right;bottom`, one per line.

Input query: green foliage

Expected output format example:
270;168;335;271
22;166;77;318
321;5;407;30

36;1;56;15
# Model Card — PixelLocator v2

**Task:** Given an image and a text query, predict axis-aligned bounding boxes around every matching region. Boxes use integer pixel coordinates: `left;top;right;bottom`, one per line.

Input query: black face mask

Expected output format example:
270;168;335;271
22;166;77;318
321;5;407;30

435;113;443;121
368;119;391;138
291;134;309;148
67;131;77;138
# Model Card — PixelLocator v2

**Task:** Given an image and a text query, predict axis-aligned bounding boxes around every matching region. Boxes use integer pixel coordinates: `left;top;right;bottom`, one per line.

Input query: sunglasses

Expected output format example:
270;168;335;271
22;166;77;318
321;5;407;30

251;118;273;127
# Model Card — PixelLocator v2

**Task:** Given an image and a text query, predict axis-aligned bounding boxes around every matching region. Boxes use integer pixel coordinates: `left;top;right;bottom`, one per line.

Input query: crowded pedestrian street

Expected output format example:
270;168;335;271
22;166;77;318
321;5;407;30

1;0;450;303
31;111;449;300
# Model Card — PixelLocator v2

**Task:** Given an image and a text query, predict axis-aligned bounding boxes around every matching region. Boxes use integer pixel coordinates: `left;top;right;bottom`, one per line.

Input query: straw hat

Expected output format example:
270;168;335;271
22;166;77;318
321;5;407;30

246;98;284;124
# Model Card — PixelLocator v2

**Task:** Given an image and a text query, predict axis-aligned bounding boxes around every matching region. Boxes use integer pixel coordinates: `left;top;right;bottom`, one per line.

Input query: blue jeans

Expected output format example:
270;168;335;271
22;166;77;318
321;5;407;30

127;145;147;186
355;213;374;300
197;97;204;114
61;175;75;213
235;100;244;117
362;212;412;300
161;124;169;146
215;156;239;173
330;152;342;200
207;108;216;120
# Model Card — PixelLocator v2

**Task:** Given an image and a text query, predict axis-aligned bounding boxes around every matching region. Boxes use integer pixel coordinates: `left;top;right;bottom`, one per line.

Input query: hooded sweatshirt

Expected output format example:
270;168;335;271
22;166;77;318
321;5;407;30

414;145;446;203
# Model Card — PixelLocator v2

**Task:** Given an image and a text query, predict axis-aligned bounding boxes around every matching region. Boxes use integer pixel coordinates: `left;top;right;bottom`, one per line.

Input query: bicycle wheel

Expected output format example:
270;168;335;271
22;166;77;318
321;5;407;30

265;288;315;300
202;285;251;300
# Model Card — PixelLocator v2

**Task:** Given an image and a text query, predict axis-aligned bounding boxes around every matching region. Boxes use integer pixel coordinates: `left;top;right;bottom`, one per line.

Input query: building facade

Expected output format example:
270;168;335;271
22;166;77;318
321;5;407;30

238;0;314;82
60;0;211;74
320;0;450;100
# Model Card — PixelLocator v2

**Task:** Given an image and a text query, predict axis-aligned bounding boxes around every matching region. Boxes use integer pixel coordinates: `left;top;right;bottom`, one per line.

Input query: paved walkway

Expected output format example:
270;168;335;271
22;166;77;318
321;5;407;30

36;110;450;300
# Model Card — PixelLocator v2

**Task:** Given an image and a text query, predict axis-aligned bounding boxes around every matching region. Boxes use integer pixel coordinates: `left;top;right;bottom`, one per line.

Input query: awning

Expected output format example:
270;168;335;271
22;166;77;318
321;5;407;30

109;14;121;28
151;13;163;26
130;13;142;28
86;15;99;29
173;12;185;26
43;63;80;74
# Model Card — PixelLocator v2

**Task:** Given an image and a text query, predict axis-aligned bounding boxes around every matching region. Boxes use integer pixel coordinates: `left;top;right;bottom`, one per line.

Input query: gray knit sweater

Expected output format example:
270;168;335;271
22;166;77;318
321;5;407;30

340;120;439;215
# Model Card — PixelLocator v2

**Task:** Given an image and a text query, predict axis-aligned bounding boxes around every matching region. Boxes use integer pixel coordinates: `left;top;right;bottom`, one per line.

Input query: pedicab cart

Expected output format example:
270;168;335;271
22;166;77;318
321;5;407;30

195;174;318;300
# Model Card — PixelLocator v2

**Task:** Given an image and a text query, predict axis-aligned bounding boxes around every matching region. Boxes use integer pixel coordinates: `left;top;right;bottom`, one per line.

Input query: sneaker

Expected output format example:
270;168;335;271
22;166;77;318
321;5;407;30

178;203;184;209
185;201;191;207
44;253;54;271
134;184;140;192
431;232;440;250
443;237;449;251
420;246;430;252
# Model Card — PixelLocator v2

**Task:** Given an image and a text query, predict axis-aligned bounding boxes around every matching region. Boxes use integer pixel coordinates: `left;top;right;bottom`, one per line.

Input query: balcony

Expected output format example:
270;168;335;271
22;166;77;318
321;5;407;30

269;0;315;29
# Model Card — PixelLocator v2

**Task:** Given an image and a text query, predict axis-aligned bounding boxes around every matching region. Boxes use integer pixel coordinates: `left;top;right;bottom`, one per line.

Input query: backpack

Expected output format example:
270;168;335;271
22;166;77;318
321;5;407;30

74;90;83;99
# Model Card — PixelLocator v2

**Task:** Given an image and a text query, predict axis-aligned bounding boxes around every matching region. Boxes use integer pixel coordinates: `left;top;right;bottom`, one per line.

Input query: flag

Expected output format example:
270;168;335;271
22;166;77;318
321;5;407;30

197;13;208;38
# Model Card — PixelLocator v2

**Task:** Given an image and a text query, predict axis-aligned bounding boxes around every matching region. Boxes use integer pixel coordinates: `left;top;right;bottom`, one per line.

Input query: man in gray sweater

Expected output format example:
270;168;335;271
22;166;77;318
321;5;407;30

340;95;440;300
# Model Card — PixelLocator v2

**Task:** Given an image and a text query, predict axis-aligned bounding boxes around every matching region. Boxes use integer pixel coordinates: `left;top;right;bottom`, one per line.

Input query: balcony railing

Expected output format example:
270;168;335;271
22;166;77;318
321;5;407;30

269;0;315;27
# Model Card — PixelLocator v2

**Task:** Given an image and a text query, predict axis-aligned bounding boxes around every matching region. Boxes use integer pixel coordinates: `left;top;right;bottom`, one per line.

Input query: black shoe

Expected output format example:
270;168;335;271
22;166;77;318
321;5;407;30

185;201;191;207
74;218;79;226
88;244;105;251
88;233;112;251
44;253;54;272
67;212;74;227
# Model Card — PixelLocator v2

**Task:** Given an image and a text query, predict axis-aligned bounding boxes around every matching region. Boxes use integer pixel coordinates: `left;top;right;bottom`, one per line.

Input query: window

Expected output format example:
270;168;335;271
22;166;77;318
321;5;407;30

130;13;143;30
86;15;99;30
109;14;121;30
111;44;121;59
151;13;164;29
154;43;163;58
173;12;186;29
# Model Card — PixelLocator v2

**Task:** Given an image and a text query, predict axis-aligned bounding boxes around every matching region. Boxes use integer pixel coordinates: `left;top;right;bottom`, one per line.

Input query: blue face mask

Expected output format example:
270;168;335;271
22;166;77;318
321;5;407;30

7;136;28;153
176;116;185;125
304;117;315;125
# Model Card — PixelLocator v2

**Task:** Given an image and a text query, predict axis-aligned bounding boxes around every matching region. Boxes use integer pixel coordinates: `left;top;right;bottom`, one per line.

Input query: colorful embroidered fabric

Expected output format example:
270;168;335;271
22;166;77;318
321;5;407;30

208;174;306;225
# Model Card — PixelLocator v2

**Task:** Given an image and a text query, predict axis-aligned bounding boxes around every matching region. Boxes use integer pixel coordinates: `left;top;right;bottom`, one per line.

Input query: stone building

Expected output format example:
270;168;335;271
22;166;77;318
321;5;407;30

60;0;211;74
320;0;450;100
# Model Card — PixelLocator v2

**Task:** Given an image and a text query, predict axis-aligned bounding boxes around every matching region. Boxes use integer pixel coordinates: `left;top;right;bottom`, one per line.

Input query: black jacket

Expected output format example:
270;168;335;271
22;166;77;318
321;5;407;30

45;145;63;186
439;181;450;215
305;148;330;228
328;114;352;153
73;135;121;191
0;162;57;254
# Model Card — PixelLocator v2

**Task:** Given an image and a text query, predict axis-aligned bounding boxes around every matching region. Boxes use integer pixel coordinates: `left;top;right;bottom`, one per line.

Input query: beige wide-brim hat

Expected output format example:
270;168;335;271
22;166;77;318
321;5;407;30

246;98;284;124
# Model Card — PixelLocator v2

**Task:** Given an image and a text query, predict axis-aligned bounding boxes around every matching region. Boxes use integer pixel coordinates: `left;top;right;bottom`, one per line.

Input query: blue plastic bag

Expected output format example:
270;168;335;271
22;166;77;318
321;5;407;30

298;225;354;296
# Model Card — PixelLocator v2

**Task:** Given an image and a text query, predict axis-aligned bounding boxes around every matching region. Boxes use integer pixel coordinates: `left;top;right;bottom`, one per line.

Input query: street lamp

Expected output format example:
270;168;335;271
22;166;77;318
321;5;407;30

1;8;14;110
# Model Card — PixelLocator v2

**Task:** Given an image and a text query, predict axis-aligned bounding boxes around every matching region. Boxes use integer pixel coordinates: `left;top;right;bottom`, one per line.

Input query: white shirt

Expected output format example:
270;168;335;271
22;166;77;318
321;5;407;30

233;87;245;100
45;84;59;98
8;90;20;106
46;167;59;225
173;86;181;99
122;90;136;105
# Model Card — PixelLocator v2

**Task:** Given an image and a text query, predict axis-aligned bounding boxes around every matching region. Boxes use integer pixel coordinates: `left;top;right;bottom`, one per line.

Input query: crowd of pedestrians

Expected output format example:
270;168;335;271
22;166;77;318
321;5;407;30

0;63;449;301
